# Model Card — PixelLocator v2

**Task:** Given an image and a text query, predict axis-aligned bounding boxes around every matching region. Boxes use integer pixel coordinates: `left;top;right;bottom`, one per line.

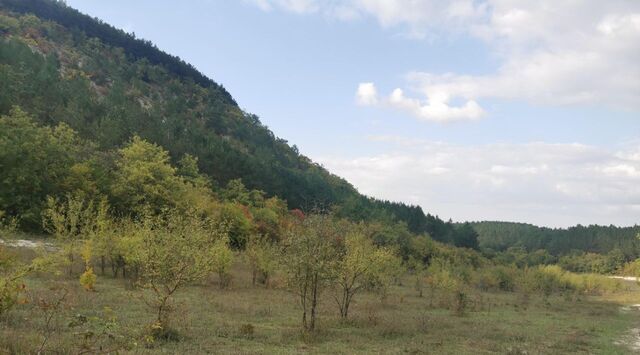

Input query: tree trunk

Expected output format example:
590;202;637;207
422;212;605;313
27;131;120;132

302;309;307;330
157;296;170;330
310;273;318;331
301;282;308;330
344;293;350;319
111;258;117;278
68;253;74;276
100;256;105;275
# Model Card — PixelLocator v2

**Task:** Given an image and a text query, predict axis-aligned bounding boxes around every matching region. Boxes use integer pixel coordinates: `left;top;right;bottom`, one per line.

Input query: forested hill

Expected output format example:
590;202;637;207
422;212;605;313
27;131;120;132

472;221;640;256
0;0;236;103
0;0;465;242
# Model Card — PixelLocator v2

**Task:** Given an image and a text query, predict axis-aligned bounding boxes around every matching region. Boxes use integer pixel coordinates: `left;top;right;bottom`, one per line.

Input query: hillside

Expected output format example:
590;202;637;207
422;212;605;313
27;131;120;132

0;0;457;240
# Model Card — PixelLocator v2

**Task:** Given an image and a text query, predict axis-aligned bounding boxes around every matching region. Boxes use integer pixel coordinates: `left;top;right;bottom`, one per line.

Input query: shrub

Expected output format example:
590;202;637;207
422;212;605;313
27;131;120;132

79;267;97;291
515;265;622;296
452;289;468;316
519;265;572;296
426;258;466;292
473;266;517;292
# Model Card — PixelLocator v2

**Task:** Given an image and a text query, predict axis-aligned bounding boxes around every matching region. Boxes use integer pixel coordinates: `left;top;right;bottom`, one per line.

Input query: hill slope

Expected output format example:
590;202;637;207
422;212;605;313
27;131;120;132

0;0;459;240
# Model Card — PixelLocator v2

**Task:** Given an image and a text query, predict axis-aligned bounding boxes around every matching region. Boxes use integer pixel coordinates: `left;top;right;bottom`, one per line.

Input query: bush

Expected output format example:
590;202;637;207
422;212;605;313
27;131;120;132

519;265;572;296
516;265;622;296
452;289;468;316
79;267;97;291
426;258;467;292
472;266;517;292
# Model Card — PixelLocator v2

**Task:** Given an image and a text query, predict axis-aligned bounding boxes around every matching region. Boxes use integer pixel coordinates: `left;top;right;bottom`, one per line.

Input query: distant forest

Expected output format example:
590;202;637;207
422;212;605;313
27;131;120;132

472;221;640;256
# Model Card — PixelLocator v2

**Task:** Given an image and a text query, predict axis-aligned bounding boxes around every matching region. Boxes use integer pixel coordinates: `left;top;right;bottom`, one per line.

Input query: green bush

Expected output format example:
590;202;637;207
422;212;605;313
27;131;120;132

516;265;623;296
472;266;517;292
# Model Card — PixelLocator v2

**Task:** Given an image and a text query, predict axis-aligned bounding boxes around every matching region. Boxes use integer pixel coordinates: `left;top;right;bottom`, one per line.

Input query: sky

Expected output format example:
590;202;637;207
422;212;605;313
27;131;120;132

64;0;640;228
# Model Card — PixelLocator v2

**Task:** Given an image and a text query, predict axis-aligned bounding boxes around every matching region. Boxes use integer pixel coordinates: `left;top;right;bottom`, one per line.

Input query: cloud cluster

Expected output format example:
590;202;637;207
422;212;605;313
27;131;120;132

318;137;640;227
248;0;640;121
366;85;485;122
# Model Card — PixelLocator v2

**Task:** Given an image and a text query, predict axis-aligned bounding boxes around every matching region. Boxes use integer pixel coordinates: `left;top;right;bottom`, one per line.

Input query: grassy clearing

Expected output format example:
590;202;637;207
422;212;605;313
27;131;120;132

1;253;639;355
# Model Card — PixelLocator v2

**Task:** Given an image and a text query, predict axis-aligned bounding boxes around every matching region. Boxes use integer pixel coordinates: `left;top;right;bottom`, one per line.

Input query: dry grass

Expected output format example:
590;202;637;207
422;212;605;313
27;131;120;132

0;252;639;354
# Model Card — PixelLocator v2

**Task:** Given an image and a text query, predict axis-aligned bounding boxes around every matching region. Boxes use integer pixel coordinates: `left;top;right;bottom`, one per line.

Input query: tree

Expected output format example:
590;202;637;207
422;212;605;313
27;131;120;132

42;193;97;275
132;209;228;334
333;229;400;319
219;202;253;249
0;220;28;318
0;108;90;230
211;236;234;289
280;214;338;331
1;216;58;319
89;199;120;276
245;235;278;287
453;223;480;250
110;136;185;215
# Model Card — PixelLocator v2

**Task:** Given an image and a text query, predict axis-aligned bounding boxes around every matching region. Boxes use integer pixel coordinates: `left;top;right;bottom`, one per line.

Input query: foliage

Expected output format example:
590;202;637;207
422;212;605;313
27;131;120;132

42;193;97;275
219;202;253;249
0;4;471;247
451;222;479;250
0;108;93;230
245;235;278;287
0;243;57;320
111;136;186;216
68;307;133;353
0;247;27;318
280;214;339;331
211;236;234;289
333;228;401;318
133;209;229;331
472;265;518;292
473;221;640;257
79;267;96;291
558;249;627;274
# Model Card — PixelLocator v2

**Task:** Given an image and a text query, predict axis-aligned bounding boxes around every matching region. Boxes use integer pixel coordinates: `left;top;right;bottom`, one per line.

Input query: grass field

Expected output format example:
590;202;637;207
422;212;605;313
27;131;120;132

2;248;640;355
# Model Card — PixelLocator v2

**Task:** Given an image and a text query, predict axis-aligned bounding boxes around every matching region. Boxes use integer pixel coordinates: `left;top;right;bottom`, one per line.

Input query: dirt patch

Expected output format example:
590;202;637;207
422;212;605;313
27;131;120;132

0;238;57;251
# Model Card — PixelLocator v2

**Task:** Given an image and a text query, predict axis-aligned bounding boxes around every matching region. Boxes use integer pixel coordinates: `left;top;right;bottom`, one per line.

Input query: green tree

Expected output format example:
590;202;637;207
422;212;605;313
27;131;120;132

42;193;97;275
452;222;479;250
211;236;234;289
280;214;338;331
111;136;185;215
89;199;120;276
133;209;228;333
0;108;90;229
219;202;253;249
245;235;279;287
333;229;400;318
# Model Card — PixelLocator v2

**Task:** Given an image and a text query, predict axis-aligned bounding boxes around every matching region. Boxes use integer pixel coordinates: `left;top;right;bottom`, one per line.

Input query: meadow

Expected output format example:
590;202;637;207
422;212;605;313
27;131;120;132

1;244;639;355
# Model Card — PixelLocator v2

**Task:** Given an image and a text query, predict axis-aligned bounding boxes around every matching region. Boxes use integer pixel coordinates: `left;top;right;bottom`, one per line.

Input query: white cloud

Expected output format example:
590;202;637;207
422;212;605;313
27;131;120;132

250;0;485;31
355;82;378;105
317;138;640;227
356;82;484;121
249;0;640;121
247;0;273;12
245;0;318;13
387;87;484;122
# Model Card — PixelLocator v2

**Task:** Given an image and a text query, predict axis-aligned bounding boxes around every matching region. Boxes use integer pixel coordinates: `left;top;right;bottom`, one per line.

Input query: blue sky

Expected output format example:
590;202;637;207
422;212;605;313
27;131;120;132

65;0;640;227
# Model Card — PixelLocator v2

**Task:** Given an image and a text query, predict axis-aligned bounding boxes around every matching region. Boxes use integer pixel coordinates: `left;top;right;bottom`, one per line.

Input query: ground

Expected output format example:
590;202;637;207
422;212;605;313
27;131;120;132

1;245;639;354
